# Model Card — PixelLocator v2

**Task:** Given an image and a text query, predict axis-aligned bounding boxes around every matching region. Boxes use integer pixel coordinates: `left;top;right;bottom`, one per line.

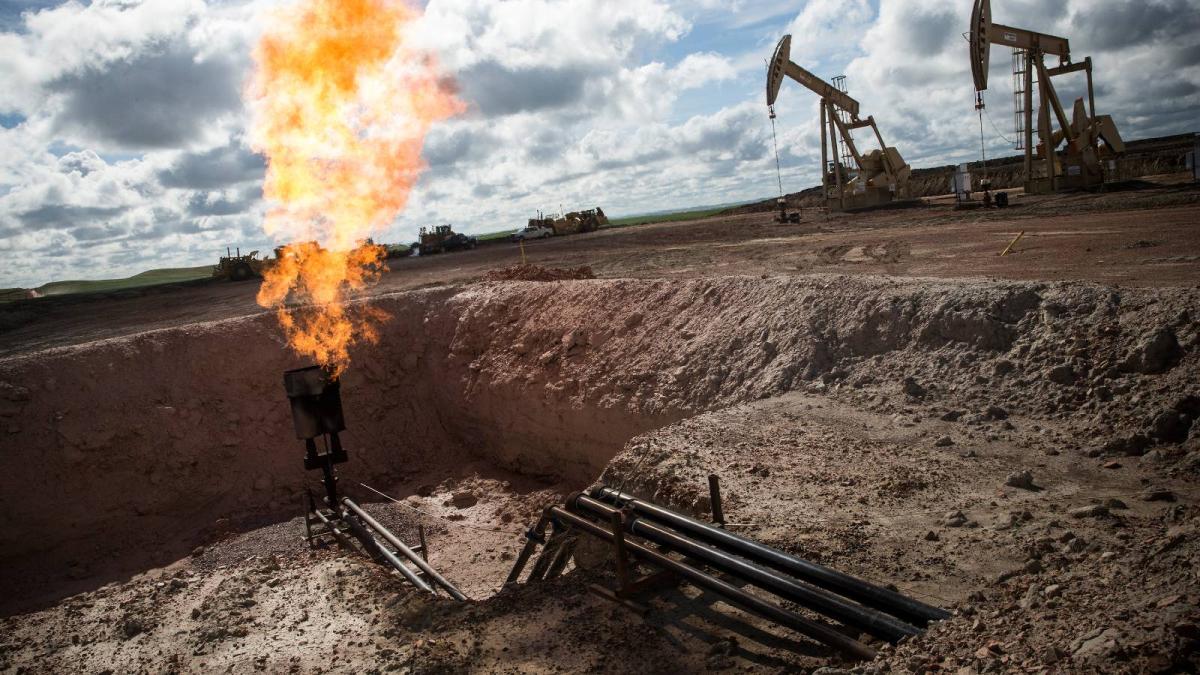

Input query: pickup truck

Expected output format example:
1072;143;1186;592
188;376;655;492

511;224;555;242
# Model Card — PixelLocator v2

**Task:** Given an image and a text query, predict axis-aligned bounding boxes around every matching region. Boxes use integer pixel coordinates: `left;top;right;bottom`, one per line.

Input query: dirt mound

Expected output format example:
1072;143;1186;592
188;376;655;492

483;264;596;282
0;272;1197;671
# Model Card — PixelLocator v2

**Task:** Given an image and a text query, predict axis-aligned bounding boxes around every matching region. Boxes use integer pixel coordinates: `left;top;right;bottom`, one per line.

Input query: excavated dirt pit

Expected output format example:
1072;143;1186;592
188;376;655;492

2;274;1199;672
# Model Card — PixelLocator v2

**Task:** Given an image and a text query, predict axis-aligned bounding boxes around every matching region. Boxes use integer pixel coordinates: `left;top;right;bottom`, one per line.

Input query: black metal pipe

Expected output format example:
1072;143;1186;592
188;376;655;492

592;486;949;625
571;495;919;642
546;506;876;661
342;498;467;601
337;510;434;593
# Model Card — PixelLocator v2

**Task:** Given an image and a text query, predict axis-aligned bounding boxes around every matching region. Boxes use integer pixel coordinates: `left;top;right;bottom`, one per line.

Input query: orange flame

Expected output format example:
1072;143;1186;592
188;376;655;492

248;0;461;376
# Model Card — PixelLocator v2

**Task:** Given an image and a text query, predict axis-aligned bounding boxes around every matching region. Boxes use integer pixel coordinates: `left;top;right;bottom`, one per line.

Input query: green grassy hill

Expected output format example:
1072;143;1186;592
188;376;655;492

1;265;213;302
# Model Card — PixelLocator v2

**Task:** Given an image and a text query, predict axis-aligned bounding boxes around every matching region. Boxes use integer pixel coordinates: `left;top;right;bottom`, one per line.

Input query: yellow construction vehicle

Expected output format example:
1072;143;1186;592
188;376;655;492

418;225;477;255
213;247;272;281
549;207;608;235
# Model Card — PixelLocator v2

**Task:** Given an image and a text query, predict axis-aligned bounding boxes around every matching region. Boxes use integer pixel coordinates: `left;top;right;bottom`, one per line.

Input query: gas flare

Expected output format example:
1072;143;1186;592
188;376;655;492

248;0;461;376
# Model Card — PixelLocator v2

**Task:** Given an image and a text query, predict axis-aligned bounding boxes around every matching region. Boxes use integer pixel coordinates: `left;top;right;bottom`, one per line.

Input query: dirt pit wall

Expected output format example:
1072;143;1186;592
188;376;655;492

1;274;1197;610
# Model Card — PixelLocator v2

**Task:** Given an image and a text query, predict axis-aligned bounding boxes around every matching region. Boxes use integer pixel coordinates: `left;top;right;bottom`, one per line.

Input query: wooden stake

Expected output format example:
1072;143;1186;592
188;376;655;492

1001;231;1025;256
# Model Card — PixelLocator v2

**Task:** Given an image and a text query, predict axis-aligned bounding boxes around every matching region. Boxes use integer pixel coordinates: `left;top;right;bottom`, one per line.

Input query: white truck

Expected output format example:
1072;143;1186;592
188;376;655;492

511;224;554;242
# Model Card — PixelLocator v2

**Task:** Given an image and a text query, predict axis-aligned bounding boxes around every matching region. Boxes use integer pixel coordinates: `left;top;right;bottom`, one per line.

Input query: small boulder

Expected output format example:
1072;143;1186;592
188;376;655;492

1005;469;1036;490
561;329;587;350
1101;433;1151;457
1069;504;1109;519
934;435;954;447
984;405;1009;420
993;360;1016;377
943;510;968;527
902;377;927;398
1174;395;1200;420
450;491;478;509
1072;627;1123;662
1139;487;1177;502
1047;364;1077;386
1122;327;1181;374
1150;410;1192;444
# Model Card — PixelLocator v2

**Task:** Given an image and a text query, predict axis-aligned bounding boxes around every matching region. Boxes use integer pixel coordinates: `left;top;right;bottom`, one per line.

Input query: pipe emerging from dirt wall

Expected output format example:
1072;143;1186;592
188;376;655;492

546;506;878;661
570;494;921;642
591;486;950;626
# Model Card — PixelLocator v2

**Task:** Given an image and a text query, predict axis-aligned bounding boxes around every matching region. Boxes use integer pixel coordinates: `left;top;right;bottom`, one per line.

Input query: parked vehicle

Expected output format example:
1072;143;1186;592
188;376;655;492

511;224;555;242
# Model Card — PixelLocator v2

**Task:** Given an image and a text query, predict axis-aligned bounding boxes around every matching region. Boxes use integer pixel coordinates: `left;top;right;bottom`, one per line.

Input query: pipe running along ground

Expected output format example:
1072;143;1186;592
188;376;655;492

591;486;949;626
570;494;921;642
546;506;877;661
342;498;467;601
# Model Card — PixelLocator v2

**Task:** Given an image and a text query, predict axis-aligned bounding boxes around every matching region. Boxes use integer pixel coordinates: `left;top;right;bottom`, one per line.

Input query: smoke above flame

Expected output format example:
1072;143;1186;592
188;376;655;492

248;0;461;376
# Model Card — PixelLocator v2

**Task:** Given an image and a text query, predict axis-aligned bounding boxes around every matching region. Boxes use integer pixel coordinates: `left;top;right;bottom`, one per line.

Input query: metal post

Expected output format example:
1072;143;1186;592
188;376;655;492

708;475;725;528
610;510;631;595
543;537;578;580
1023;50;1034;186
1038;54;1055;192
505;513;550;585
820;100;829;202
1085;57;1095;120
339;512;433;593
829;101;843;209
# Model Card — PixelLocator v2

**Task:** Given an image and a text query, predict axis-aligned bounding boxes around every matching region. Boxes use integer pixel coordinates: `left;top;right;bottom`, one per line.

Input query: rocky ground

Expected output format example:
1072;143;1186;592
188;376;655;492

1;186;1198;673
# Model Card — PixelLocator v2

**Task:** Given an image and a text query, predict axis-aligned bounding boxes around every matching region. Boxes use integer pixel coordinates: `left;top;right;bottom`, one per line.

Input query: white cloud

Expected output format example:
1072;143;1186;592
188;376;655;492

0;0;1196;287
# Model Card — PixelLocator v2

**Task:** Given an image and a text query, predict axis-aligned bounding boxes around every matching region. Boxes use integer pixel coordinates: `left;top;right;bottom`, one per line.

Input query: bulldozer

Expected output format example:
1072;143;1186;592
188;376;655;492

418;224;477;255
213;247;272;281
549;207;608;235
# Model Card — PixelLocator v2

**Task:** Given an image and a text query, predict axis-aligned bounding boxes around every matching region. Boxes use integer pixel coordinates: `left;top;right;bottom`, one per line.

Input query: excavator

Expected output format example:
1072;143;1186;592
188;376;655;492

766;35;911;211
969;0;1124;193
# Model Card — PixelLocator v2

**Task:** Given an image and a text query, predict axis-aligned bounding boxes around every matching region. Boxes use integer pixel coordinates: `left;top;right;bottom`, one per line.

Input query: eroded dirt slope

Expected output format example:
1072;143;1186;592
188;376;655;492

1;272;1198;673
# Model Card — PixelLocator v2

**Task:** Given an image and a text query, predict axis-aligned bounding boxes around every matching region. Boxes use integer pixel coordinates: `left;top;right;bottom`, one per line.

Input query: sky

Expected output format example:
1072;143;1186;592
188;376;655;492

0;0;1197;287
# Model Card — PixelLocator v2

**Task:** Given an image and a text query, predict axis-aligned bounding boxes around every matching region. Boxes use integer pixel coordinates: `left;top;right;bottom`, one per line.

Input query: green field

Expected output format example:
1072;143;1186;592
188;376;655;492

1;265;213;302
604;206;727;228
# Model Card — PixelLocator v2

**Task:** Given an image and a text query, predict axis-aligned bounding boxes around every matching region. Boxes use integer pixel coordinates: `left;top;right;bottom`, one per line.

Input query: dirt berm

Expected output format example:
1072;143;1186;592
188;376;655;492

1;274;1196;619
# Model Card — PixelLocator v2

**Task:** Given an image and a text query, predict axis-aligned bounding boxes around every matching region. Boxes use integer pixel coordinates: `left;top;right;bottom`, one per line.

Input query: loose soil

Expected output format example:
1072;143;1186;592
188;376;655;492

0;179;1198;674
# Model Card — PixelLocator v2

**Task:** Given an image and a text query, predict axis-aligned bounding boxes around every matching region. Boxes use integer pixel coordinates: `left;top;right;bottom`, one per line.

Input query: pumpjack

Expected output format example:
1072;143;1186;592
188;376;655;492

766;35;911;211
970;0;1124;194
